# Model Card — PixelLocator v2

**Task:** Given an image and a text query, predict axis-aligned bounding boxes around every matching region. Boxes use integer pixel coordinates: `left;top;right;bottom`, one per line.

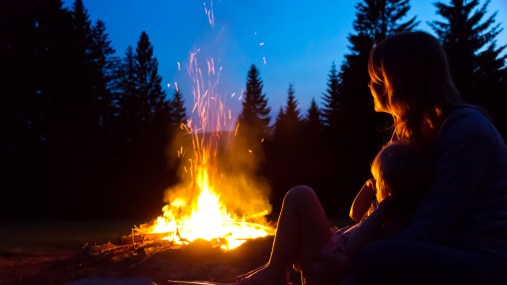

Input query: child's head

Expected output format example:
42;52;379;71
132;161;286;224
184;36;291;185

371;142;433;204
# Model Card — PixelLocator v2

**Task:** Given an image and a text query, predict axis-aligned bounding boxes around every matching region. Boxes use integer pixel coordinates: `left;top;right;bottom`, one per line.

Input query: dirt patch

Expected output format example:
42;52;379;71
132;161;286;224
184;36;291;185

0;221;274;285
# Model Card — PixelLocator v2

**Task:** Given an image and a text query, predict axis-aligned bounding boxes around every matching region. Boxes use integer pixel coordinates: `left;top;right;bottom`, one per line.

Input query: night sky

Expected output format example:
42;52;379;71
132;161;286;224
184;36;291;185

63;0;507;123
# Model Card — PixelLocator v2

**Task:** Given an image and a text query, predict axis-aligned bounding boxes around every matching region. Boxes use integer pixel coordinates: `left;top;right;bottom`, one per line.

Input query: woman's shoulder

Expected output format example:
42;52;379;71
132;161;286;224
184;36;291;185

446;105;490;119
439;105;505;148
443;105;497;133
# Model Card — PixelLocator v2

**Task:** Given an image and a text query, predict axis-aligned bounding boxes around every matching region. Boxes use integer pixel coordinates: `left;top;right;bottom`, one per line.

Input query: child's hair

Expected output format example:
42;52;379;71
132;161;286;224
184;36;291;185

371;142;434;206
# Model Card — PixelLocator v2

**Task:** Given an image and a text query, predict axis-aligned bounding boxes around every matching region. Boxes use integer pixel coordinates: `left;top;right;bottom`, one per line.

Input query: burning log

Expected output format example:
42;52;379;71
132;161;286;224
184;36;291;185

48;232;274;284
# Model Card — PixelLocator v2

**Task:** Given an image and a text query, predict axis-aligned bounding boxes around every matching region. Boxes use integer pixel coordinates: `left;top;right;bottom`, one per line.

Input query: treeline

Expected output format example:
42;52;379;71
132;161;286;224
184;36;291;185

1;0;506;221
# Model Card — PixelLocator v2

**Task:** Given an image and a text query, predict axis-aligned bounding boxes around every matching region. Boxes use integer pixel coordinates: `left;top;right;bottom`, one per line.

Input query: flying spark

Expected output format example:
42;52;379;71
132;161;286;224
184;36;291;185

203;1;215;29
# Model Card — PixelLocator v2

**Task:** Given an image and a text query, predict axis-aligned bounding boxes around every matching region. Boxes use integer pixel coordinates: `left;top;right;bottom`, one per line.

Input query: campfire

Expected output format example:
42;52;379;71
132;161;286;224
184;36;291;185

44;4;277;284
132;49;275;251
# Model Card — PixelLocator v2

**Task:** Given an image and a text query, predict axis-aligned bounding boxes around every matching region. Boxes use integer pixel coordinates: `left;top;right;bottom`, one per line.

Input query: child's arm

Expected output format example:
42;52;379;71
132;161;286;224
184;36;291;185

349;178;376;222
345;197;394;259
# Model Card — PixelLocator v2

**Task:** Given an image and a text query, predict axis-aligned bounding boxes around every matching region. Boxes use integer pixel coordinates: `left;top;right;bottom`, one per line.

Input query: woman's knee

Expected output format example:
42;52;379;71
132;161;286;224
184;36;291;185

284;185;317;203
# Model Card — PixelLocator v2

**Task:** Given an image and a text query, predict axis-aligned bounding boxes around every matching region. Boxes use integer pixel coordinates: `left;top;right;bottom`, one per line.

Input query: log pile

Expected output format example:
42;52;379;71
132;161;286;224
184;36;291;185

48;232;275;284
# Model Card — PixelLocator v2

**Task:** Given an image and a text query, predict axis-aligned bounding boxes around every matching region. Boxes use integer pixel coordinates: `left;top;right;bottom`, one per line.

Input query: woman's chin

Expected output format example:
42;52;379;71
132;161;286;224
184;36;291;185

373;105;388;113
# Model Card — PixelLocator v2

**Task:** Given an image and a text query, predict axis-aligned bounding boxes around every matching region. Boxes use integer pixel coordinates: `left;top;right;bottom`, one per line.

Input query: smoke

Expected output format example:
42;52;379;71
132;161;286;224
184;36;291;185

215;130;272;222
162;124;272;224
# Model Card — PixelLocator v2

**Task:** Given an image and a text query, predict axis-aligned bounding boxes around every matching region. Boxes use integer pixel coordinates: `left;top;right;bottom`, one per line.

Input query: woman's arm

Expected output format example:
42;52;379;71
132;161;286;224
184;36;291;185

346;197;394;259
399;108;496;242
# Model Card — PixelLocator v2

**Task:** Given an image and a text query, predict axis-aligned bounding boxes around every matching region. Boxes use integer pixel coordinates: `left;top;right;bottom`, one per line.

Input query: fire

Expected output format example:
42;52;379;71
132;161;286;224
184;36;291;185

136;46;274;250
137;122;274;250
142;164;274;250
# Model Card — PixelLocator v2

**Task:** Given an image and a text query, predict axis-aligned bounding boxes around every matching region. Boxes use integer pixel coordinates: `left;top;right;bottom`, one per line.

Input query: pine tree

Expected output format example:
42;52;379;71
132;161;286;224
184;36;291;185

353;0;418;44
68;0;99;130
273;83;301;142
325;0;417;218
170;89;188;127
301;98;325;155
303;98;324;135
430;0;505;101
116;47;137;107
283;84;301;123
340;0;418;110
274;106;286;141
0;0;74;218
429;0;507;137
116;32;170;141
237;64;272;148
112;32;173;217
90;19;118;133
321;62;340;129
339;0;417;146
134;31;170;127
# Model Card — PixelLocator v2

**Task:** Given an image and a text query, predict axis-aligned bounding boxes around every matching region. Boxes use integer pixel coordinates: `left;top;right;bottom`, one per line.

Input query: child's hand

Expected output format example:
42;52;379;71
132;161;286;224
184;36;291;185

349;178;377;222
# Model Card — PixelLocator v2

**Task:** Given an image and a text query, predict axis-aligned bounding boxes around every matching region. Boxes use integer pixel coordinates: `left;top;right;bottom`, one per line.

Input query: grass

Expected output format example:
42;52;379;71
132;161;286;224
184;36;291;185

0;220;143;257
0;216;354;258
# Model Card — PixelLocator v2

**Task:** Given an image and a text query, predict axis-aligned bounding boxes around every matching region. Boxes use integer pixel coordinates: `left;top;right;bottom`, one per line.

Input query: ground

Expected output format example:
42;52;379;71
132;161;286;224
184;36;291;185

0;220;277;285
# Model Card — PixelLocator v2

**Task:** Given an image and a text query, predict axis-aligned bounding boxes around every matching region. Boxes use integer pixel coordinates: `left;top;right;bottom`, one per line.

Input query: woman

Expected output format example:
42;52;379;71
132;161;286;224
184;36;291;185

347;31;507;285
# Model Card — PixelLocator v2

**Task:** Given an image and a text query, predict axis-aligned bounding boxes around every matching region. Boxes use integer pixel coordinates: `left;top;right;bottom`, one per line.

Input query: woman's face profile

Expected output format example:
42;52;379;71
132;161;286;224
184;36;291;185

368;80;388;113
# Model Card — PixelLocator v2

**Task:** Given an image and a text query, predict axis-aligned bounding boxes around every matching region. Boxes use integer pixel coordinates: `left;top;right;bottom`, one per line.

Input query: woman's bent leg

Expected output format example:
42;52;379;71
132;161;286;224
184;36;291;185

238;185;332;285
269;185;332;266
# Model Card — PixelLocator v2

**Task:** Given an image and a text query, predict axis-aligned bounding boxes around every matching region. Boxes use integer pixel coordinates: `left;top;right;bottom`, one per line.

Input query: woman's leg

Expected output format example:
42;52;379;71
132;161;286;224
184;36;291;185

238;185;332;285
349;239;507;285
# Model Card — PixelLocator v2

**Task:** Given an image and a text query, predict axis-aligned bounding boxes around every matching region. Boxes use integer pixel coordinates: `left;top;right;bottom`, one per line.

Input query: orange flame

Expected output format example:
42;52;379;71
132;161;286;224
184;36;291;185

137;49;274;250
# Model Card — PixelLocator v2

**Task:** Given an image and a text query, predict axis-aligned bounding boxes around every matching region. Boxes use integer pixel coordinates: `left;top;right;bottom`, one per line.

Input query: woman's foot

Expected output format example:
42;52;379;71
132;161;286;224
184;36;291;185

236;264;267;282
236;265;287;285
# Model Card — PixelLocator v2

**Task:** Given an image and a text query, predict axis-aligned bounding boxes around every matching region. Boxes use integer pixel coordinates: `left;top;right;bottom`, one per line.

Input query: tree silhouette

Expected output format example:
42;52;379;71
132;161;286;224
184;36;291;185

0;0;75;218
116;46;138;142
303;98;324;134
0;1;179;220
90;19;118;134
267;84;304;213
116;32;170;142
321;62;341;129
430;0;507;138
4;0;505;222
109;32;173;219
340;0;418;111
237;64;272;155
134;31;170;127
67;0;100;135
170;89;188;128
274;83;301;140
327;0;417;217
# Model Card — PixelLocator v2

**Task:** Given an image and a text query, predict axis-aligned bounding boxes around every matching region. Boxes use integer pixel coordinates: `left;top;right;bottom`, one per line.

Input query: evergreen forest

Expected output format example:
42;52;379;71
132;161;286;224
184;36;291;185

1;0;506;221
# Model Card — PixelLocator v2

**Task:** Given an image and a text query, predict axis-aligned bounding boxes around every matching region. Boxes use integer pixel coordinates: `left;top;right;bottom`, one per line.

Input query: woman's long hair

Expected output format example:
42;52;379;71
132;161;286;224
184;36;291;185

368;31;465;143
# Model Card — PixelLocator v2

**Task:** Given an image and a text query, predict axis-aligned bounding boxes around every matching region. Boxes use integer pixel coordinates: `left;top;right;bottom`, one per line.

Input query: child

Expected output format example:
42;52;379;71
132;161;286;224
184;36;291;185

236;142;433;285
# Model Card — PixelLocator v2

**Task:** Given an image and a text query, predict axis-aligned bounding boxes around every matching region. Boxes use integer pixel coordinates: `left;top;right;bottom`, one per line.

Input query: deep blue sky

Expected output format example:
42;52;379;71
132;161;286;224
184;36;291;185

63;0;507;124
